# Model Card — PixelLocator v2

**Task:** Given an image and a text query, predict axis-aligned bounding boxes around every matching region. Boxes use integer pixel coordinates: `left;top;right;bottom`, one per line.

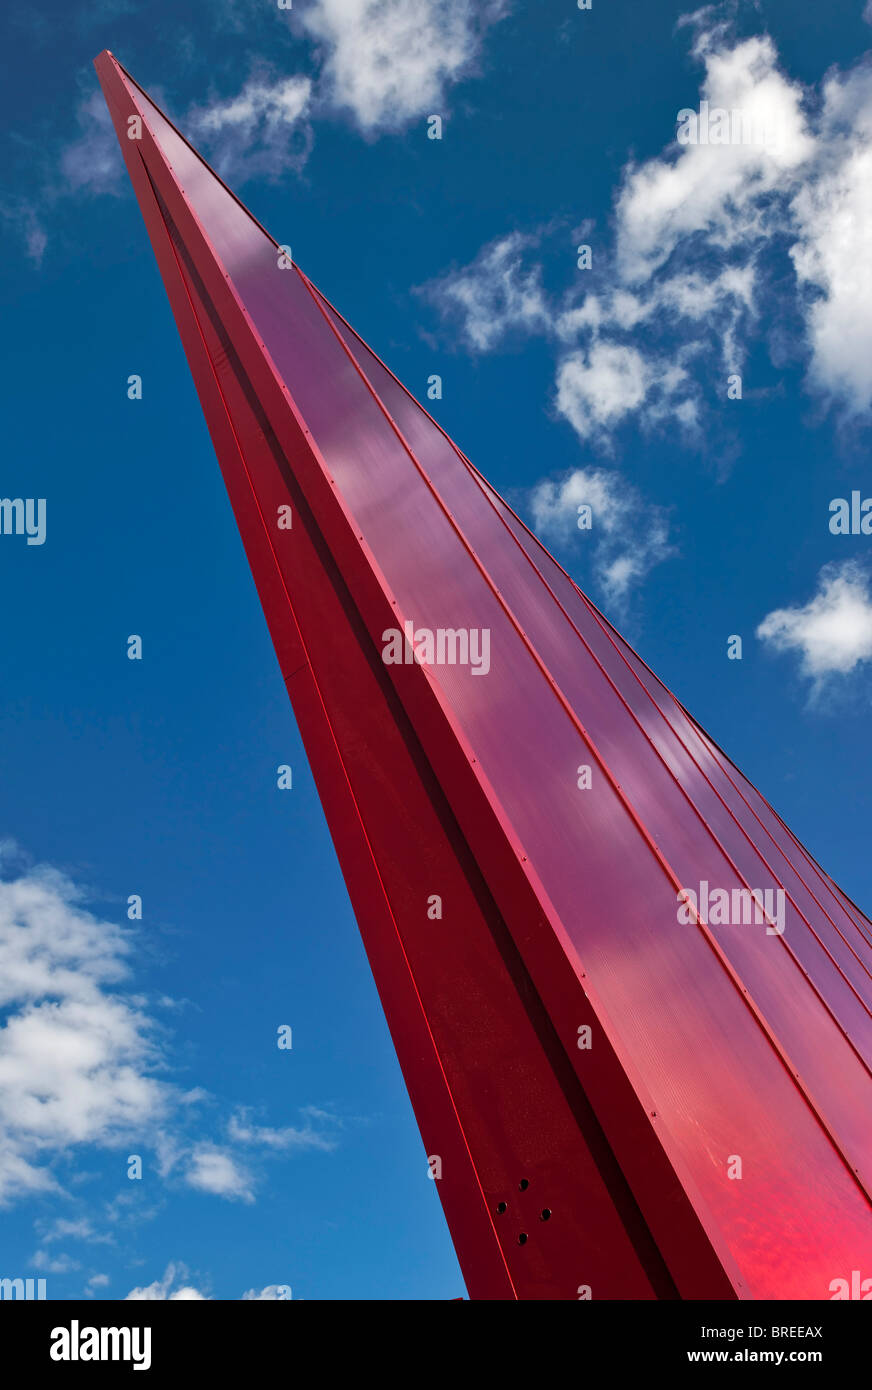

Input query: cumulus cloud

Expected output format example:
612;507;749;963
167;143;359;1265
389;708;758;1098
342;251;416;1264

556;344;652;442
302;0;510;133
614;29;814;284
0;857;169;1205
604;21;872;421
789;61;872;413
184;1146;255;1202
0;851;341;1217
124;1264;291;1300
125;1263;208;1300
422;17;872;440
527;466;674;605
756;561;872;683
422;245;747;448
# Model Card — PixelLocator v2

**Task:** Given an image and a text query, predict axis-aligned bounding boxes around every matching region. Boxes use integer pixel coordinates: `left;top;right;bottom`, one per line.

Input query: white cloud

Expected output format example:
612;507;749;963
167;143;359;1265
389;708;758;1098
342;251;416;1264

26;0;510;265
228;1108;338;1152
0;202;48;266
418;232;549;350
31;1250;81;1274
0;858;169;1205
39;1215;114;1246
87;1273;110;1290
555;344;698;447
757;561;872;681
615;24;872;418
555;344;651;441
185;1146;254;1202
187;72;313;183
125;1263;208;1300
789;62;872;413
0;852;340;1214
302;0;509;133
615;31;813;284
59;91;125;197
422;20;872;439
528;466;673;604
654;264;756;370
421;232;744;445
124;1265;291;1300
51;66;312;210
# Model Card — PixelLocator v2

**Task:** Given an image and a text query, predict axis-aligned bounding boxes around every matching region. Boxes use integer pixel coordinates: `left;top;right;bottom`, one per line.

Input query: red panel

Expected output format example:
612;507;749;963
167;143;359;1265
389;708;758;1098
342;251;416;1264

96;50;872;1300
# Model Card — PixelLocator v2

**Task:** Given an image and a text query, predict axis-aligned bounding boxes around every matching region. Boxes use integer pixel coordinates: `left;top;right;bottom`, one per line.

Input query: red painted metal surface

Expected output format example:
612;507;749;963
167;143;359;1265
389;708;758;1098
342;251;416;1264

96;51;872;1300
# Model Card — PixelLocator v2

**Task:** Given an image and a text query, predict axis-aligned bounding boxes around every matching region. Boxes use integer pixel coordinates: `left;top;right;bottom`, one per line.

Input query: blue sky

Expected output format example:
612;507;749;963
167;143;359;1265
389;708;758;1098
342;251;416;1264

2;0;872;1300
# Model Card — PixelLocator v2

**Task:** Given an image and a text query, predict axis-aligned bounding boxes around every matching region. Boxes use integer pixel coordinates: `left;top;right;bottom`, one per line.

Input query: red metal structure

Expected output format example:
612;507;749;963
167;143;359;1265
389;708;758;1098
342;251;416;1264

96;51;872;1300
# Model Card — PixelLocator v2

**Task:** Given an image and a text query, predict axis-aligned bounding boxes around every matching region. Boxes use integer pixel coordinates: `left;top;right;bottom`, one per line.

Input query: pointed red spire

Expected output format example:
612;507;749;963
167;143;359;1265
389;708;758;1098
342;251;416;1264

96;50;872;1300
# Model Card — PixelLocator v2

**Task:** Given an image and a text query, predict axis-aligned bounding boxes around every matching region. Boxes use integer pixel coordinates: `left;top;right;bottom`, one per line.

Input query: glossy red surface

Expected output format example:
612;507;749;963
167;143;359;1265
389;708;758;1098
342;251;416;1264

96;50;872;1299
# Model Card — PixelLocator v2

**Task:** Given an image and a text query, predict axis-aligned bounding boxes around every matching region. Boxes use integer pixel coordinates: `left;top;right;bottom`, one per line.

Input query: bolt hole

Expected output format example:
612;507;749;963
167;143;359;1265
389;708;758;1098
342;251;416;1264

496;1201;507;1214
517;1233;528;1245
518;1178;529;1191
540;1208;552;1221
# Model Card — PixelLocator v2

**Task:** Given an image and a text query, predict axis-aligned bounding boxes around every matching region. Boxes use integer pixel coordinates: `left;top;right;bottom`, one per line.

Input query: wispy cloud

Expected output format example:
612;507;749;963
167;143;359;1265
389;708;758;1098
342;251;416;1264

187;70;313;184
527;465;674;607
0;199;48;266
228;1106;340;1153
2;85;124;264
59;90;125;196
30;1250;81;1274
417;231;550;352
10;0;511;264
38;1216;114;1246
